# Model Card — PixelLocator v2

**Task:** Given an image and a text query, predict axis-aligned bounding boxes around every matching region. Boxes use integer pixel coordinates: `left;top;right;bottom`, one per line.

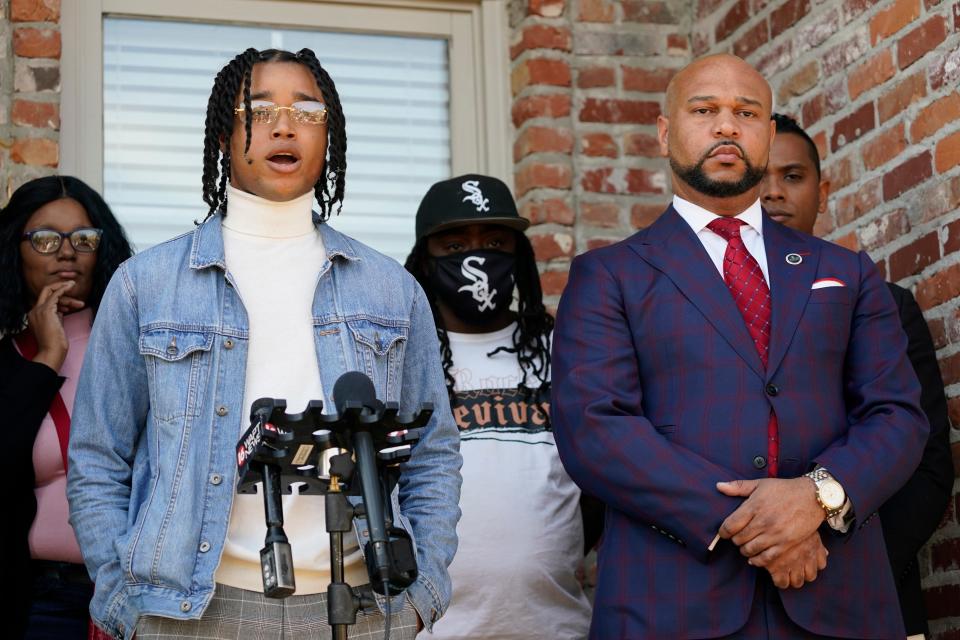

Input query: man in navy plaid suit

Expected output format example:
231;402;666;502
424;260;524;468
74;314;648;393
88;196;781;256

552;54;928;639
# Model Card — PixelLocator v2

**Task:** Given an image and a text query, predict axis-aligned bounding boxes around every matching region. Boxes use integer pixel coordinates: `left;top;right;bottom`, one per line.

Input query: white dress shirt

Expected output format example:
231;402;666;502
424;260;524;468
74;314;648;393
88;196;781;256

672;195;770;285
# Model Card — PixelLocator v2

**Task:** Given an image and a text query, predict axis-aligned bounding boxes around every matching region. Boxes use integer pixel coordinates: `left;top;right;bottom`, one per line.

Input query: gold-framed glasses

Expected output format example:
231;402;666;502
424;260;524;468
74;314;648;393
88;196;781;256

21;227;103;254
234;100;328;125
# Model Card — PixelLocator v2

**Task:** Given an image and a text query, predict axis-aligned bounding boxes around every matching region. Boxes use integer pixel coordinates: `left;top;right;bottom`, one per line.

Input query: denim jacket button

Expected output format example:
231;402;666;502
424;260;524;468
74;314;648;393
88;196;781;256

224;339;234;350
210;473;222;485
216;406;228;417
199;541;211;552
180;601;192;612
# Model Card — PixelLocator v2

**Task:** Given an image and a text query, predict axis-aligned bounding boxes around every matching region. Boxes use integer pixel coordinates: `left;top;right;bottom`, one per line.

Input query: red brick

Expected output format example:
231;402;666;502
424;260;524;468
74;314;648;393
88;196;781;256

578;0;614;21
899;16;948;69
848;50;895;101
580;133;618;158
857;209;910;251
12;28;60;59
883;151;933;201
10;137;58;166
515;162;573;197
916;263;960;309
944;218;960;255
777;60;818;104
813;208;836;237
870;0;920;44
812;131;828;161
11;0;60;22
771;0;810;37
574;31;659;56
919;174;960;223
862;122;907;170
888;231;940;281
11;99;59;129
631;203;666;228
511;94;571;127
756;40;794;76
715;0;749;42
512;58;571;94
622;66;674;92
529;231;574;260
822;30;871;76
842;0;873;23
623;0;677;23
833;231;860;252
577;65;615;89
927;316;947;349
931;537;960;572
510;25;572;60
941;351;960;387
691;30;711;57
924;0;944;7
929;41;960;90
878;72;927;123
521;198;575;225
875;258;887;281
824;153;855;192
802;94;825;128
528;0;565;17
936;131;960;174
824;78;848;116
831;102;875;152
667;33;688;51
733;20;769;58
624;132;661;157
835;178;882;227
911;92;960;142
514;126;574;161
954;0;960;29
949;397;960;430
540;270;569;296
587;237;619;251
579;99;660;124
581;201;621;228
582;168;665;194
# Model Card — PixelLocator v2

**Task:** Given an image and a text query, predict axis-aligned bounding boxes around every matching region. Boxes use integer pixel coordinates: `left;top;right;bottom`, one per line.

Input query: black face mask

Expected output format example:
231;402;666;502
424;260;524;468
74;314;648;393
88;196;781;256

429;250;516;327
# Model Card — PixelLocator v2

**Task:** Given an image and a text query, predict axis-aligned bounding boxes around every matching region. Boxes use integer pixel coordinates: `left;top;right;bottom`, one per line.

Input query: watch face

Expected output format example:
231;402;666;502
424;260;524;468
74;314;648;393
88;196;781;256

820;480;845;509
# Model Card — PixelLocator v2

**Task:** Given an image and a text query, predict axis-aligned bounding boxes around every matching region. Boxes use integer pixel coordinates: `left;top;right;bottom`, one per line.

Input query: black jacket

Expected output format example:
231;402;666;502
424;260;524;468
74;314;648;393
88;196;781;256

878;283;954;636
3;335;65;638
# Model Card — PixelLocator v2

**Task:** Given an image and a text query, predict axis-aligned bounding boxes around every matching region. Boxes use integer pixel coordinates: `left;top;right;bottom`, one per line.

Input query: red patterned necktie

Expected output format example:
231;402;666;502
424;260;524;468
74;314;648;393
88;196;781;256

707;217;778;477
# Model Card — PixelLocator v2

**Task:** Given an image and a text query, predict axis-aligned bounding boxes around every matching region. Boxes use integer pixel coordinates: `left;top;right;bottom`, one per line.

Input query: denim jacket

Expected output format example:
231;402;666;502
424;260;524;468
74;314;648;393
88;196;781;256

66;215;462;639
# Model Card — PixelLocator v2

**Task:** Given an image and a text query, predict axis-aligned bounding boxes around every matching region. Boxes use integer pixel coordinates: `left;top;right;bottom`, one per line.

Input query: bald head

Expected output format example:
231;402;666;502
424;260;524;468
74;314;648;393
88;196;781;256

664;54;773;118
657;54;777;215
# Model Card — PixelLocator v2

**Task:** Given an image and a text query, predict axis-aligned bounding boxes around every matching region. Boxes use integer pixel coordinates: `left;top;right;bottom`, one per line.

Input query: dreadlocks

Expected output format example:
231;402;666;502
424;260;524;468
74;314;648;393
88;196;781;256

404;230;554;423
201;48;347;220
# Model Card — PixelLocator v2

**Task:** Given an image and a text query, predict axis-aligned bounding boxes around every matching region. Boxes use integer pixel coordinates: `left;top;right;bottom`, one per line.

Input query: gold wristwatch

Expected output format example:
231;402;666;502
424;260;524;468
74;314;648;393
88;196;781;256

805;467;846;519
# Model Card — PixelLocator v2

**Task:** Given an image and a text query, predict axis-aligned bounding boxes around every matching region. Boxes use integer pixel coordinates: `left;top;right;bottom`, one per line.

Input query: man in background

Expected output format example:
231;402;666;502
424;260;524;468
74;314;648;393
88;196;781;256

762;113;954;639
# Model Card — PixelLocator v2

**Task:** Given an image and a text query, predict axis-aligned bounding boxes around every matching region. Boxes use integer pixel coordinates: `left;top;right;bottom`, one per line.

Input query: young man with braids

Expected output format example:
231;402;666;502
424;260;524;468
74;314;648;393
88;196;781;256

67;48;462;639
404;174;602;640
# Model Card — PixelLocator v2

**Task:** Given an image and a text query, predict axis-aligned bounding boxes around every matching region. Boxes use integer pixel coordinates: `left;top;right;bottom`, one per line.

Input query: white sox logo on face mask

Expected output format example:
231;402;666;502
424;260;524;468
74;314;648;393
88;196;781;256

461;180;490;213
457;255;498;311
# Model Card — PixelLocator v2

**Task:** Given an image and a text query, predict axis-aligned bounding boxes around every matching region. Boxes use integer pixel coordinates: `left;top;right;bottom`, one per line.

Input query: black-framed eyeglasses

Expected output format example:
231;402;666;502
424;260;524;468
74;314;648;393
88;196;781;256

21;227;103;254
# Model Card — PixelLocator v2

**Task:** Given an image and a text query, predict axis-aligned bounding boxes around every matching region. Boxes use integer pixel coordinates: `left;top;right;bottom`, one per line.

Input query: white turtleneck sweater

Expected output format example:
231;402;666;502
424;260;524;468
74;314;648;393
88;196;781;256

215;184;367;593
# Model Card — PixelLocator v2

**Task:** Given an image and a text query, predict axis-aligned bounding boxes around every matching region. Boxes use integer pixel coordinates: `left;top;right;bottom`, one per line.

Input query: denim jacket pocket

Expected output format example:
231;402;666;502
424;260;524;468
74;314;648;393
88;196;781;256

139;327;215;421
346;319;408;399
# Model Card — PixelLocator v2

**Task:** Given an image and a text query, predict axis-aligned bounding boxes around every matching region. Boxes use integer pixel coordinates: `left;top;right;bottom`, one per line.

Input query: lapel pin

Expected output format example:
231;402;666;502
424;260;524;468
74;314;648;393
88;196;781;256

785;253;803;266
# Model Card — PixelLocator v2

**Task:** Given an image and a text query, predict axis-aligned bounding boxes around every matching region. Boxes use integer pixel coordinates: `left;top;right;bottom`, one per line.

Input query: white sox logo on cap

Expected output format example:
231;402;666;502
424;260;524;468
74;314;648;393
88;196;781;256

461;180;490;213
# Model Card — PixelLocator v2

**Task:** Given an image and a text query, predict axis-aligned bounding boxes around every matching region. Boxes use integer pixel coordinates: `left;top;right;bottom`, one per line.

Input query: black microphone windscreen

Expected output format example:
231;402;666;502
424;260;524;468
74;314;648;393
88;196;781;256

333;371;377;415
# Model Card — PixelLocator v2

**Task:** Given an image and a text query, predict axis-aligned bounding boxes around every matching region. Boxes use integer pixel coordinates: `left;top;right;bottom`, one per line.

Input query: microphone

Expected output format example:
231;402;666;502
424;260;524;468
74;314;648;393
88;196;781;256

333;372;393;590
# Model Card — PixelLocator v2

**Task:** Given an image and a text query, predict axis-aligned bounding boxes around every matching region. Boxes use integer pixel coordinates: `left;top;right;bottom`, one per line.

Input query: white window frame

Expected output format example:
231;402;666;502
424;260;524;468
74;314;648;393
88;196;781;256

60;0;512;193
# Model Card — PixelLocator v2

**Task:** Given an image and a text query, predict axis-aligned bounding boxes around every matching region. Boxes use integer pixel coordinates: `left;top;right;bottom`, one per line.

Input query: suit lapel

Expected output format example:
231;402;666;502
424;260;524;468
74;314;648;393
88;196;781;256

763;214;820;378
629;208;765;379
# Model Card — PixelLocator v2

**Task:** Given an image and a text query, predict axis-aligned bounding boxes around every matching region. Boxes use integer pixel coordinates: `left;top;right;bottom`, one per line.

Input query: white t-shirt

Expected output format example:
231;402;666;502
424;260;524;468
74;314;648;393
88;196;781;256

432;322;591;640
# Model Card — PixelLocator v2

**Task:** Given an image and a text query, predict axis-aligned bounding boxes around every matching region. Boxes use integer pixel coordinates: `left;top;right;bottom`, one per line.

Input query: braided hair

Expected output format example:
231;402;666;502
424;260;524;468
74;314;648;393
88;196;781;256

404;230;554;423
201;48;347;220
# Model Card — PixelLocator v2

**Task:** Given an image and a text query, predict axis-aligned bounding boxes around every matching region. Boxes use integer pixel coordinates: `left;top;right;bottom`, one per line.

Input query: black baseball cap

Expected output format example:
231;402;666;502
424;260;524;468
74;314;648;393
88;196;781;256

415;173;530;240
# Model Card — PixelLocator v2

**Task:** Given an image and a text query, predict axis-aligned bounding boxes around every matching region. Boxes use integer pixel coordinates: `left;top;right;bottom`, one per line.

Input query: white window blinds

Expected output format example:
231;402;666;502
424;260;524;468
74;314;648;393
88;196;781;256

103;17;450;261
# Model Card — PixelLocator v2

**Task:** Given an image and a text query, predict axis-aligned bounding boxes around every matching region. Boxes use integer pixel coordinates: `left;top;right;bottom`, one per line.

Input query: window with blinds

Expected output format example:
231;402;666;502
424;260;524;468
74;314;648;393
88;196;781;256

103;18;451;261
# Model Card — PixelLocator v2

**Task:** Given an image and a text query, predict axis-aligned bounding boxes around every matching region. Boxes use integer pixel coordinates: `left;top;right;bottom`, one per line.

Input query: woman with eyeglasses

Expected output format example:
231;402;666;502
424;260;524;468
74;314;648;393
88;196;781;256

0;175;133;639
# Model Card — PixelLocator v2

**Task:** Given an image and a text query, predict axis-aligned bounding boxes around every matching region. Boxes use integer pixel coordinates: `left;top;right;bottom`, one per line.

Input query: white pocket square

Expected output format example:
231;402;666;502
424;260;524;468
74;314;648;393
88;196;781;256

811;278;846;289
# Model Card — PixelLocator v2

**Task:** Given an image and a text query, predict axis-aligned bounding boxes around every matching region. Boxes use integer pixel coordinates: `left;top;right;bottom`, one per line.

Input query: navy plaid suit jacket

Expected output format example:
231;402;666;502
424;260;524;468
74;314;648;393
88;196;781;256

553;207;928;639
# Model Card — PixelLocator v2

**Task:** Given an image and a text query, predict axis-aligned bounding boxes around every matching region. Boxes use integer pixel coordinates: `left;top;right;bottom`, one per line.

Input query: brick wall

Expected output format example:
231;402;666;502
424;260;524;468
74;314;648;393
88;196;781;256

0;0;61;201
510;0;960;636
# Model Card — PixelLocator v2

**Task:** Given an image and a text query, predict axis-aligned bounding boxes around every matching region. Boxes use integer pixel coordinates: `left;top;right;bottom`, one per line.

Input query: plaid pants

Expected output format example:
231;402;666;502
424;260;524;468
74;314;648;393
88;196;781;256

135;583;419;640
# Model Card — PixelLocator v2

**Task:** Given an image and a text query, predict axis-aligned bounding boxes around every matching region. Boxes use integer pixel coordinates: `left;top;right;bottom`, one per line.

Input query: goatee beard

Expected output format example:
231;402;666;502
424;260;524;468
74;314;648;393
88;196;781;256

670;142;766;198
